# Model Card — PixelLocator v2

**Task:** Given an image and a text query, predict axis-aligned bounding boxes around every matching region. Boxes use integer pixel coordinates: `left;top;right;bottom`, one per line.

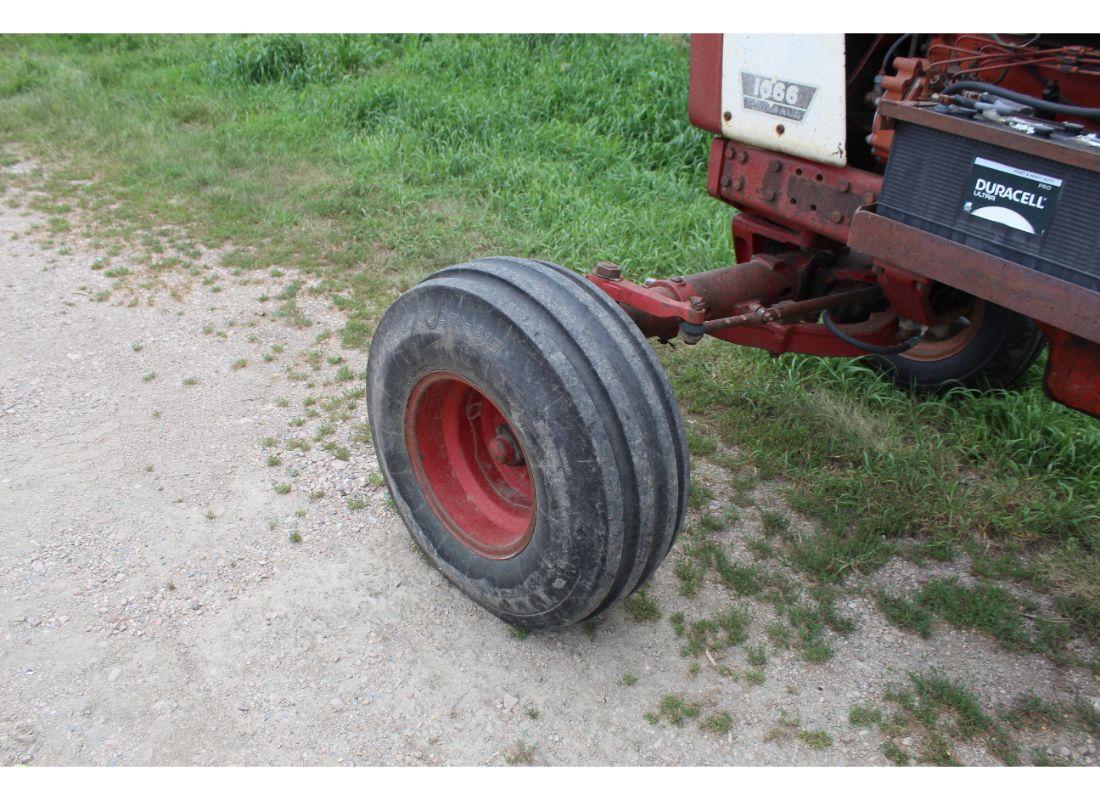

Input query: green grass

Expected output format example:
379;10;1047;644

878;578;1072;656
1;33;1097;644
881;667;1020;765
622;589;660;623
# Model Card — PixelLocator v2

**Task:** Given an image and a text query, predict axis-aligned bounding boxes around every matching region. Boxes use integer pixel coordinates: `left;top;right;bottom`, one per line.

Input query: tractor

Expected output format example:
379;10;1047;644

366;34;1100;629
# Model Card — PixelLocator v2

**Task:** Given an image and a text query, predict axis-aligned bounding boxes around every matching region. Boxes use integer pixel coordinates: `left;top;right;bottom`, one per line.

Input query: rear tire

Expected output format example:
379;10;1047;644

877;299;1044;391
367;257;688;629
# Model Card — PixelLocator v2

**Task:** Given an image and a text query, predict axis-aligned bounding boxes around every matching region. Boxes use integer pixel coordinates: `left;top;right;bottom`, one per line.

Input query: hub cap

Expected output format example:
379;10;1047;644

405;372;534;559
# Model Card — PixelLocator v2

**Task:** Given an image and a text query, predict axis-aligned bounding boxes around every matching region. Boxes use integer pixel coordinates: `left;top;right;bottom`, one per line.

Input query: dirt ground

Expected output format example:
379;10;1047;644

1;158;1097;766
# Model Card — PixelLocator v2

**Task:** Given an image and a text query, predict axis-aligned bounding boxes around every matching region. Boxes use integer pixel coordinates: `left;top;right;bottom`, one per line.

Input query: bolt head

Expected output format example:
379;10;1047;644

863;191;877;204
736;151;748;164
837;179;850;193
769;159;782;173
763;189;777;201
594;261;622;281
723;110;732;121
829;210;844;224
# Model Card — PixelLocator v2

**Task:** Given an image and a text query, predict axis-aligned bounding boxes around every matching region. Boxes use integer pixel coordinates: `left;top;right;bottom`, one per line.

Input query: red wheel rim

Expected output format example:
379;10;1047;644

903;300;986;362
405;372;535;559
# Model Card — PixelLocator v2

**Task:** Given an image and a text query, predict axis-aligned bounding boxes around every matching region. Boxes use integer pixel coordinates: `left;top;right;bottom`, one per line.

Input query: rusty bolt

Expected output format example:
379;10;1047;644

829;210;844;224
594;261;622;281
488;426;525;467
688;295;706;313
720;175;732;189
863;191;877;204
736;150;748;164
837;179;850;193
723;110;732;121
732;176;744;191
769;159;782;173
763;189;777;202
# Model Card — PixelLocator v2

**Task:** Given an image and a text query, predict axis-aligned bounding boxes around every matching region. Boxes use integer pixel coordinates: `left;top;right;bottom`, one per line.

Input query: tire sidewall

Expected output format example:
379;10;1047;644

367;280;623;627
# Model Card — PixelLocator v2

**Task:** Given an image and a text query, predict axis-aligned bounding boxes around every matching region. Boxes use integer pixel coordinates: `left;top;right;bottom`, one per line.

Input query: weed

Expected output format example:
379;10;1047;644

701;712;732;735
231;358;247;370
876;591;934;638
273;482;291;494
882;740;910;766
623;590;660;622
288;531;302;543
797;729;832;750
621;674;638;687
746;643;767;667
849;704;883;728
504;740;536;765
651;694;703;727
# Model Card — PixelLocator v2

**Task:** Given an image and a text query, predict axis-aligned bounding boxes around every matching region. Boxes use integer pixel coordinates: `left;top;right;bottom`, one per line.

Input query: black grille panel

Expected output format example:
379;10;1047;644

878;121;1100;293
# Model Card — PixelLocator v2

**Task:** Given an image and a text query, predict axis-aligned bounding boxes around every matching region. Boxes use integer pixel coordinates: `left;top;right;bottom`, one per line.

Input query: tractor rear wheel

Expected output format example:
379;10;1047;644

367;257;688;629
876;298;1044;391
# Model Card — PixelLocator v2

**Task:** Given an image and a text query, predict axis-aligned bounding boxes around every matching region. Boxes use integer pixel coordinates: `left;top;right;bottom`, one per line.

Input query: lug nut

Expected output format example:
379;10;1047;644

488;427;524;467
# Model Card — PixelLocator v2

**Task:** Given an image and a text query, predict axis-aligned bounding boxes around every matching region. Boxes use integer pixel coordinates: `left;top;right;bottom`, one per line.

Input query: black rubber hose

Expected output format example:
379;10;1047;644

880;34;913;76
821;310;924;355
941;80;1100;119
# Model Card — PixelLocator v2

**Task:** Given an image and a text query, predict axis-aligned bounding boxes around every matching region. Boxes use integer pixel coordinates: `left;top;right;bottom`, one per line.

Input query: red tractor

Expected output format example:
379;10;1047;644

367;34;1100;629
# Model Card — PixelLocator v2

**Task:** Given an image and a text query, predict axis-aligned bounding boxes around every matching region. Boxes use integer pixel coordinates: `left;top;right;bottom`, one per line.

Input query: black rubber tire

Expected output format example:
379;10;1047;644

366;257;688;629
876;301;1045;392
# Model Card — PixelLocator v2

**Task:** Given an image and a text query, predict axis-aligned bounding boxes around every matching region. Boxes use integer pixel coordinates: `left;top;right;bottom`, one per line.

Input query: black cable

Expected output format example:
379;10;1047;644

941;80;1100;119
821;310;925;355
880;34;913;76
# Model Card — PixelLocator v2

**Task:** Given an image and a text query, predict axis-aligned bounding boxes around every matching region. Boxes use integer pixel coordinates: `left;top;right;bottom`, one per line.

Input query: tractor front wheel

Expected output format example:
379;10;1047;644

367;257;688;629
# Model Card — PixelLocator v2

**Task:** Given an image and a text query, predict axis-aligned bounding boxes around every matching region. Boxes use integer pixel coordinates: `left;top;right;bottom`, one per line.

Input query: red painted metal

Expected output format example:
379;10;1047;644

405;372;534;559
707;138;883;245
1040;326;1100;420
595;34;1100;418
688;34;724;134
710;312;902;357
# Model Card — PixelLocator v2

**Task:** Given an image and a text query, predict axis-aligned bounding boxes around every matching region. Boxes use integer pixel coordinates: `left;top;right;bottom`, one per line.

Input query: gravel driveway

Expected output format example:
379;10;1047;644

1;161;1097;766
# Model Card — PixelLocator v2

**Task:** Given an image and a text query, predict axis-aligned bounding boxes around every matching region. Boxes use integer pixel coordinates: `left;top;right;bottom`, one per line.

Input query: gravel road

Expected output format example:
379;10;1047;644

1;159;1097;766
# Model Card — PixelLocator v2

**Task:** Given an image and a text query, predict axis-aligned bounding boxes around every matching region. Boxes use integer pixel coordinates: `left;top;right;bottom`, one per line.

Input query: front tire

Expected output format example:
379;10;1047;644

367;257;688;629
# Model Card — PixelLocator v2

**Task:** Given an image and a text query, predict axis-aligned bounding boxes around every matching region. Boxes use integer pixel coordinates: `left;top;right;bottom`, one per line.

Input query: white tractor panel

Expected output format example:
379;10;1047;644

720;34;848;166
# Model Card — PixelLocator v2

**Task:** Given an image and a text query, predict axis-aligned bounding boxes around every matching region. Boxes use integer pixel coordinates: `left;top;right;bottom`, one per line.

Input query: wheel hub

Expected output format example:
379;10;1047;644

404;372;534;559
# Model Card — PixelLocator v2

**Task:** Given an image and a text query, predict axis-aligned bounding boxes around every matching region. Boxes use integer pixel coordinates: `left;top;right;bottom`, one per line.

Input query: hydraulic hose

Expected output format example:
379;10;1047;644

941;81;1100;120
821;310;925;355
